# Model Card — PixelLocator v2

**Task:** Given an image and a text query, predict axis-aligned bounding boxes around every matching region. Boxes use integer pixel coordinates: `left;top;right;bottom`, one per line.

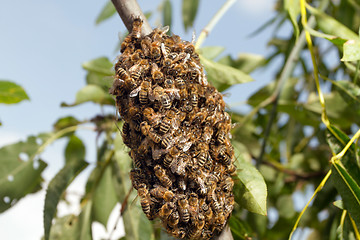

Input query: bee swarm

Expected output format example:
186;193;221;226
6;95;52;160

110;18;236;240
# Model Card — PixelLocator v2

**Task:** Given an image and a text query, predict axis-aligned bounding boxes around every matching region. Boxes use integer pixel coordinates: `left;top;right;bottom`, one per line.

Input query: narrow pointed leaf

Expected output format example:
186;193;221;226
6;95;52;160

61;85;115;107
0;80;29;104
331;161;360;230
53;116;81;132
0;136;47;213
44;160;89;240
162;0;172;32
65;135;85;165
330;80;360;109
96;1;116;25
182;0;199;31
199;46;225;60
285;0;300;40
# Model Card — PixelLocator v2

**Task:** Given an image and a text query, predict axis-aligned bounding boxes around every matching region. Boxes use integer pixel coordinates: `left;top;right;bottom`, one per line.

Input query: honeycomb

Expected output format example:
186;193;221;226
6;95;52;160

110;18;236;239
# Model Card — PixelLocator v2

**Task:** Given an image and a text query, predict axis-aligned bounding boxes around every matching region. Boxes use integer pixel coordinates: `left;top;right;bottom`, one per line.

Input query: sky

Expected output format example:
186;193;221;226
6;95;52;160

0;0;302;239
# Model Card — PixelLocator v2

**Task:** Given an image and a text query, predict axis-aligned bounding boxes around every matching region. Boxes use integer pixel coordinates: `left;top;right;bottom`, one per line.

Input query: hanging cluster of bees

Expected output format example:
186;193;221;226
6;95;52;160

110;18;236;239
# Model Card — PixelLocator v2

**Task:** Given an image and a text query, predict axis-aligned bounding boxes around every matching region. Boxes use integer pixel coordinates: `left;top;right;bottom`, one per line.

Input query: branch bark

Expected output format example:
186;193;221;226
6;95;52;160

111;0;152;36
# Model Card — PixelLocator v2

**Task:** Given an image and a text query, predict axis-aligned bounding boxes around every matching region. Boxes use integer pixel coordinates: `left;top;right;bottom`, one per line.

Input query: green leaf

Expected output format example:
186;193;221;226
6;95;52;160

233;143;267;216
65;135;85;165
330;80;360;109
276;195;295;219
306;3;359;40
228;216;253;239
79;201;93;240
49;215;81;240
82;57;114;76
229;53;266;74
199;46;225;60
86;71;113;91
200;54;254;92
0;136;47;213
112;134;154;239
95;1;116;25
92;165;117;228
182;0;199;31
285;0;300;40
304;25;348;46
53;116;81;132
331;161;360;230
0;80;29;104
162;0;172;32
333;200;344;209
342;40;360;61
43;159;89;240
61;85;115;107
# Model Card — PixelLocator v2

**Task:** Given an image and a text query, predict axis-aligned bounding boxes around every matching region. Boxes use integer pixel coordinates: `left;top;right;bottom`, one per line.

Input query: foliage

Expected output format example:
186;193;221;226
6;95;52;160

1;0;360;239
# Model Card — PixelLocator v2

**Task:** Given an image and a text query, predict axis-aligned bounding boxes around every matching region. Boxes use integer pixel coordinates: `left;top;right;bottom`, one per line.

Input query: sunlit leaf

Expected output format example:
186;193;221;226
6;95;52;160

330;80;360;109
182;0;199;31
162;0;172;32
228;216;254;239
333;200;344;209
95;1;116;25
86;71;113;92
61;85;115;107
0;136;47;213
92;165;117;228
342;40;360;61
200;55;254;92
65;135;85;165
306;3;359;40
304;25;348;46
44;159;89;240
0;80;29;104
233;142;267;216
331;161;360;230
53;116;81;132
285;0;300;40
82;57;114;76
199;46;225;60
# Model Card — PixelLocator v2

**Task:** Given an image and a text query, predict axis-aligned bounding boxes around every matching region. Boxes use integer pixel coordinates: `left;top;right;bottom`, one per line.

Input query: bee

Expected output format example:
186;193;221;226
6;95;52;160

116;67;136;89
168;227;186;239
196;142;208;167
159;112;172;134
190;108;209;125
188;67;201;82
137;183;152;217
151;42;162;62
202;125;214;143
205;94;216;111
130;168;144;190
154;165;172;188
150;185;174;202
129;79;152;104
143;107;161;127
184;42;195;54
224;195;235;216
120;35;133;53
170;152;189;176
193;170;207;196
188;193;199;221
177;195;190;223
181;100;193;113
222;176;234;192
140;121;161;143
130;149;142;168
167;211;180;228
227;163;237;175
189;84;198;108
210;195;222;214
131;17;143;38
158;202;175;220
151;63;164;82
151;26;169;42
164;146;180;168
214;212;226;230
141;36;152;56
216;122;231;144
152;86;171;110
202;203;213;226
121;122;132;147
187;214;205;239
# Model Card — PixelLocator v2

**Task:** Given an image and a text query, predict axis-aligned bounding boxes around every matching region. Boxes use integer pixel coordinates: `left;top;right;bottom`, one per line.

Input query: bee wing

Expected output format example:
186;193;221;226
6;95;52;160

152;145;167;160
129;86;141;97
161;43;168;57
160;25;170;35
182;142;192;152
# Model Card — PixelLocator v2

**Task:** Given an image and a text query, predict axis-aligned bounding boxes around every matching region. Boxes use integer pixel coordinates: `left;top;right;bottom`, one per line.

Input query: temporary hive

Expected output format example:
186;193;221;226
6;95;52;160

110;18;236;239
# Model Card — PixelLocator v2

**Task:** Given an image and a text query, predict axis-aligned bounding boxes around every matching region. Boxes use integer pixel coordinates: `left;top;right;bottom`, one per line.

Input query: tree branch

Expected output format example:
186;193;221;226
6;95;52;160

111;0;152;36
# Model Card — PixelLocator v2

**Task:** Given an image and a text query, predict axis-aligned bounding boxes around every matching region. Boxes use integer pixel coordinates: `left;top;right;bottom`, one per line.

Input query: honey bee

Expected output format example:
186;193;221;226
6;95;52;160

154;164;172;188
227;163;237;175
141;36;152;56
210;194;222;214
189;84;199;108
184;42;195;54
187;214;205;239
131;17;143;39
192;170;207;196
202;203;213;226
143;107;161;127
151;42;162;62
130;168;144;190
161;134;175;150
159;113;172;134
151;63;164;82
130;149;142;168
177;195;190;223
181;100;193;113
222;176;234;192
151;26;169;42
188;192;199;221
158;202;175;220
121;122;132;147
130;79;152;105
167;211;180;228
116;67;136;90
190;108;209;125
164;146;180;168
140;121;161;143
196;142;208;167
214;212;226;230
170;152;189;176
137;183;152;217
150;185;174;202
168;227;186;239
224;195;235;215
152;86;171;109
202;125;214;143
120;35;133;53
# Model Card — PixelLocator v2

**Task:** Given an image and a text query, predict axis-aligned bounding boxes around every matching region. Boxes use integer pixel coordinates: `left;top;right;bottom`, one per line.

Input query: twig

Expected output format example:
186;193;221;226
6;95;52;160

111;0;152;36
195;0;237;49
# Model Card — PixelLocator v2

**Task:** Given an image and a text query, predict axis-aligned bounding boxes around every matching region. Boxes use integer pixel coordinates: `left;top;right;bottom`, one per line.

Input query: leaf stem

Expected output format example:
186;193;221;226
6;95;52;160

195;0;237;49
111;0;152;36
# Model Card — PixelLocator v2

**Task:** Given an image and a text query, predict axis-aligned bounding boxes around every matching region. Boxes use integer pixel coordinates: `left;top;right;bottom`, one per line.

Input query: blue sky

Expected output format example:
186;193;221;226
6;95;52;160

0;0;281;239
